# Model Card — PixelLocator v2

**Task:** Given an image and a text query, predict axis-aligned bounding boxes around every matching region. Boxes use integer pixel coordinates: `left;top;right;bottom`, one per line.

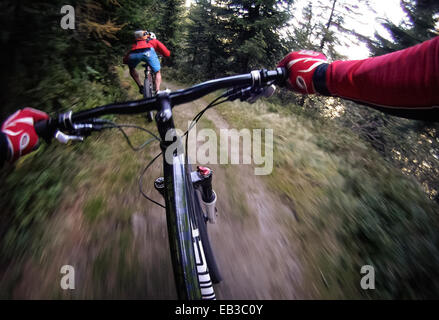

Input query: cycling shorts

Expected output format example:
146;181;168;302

127;48;161;73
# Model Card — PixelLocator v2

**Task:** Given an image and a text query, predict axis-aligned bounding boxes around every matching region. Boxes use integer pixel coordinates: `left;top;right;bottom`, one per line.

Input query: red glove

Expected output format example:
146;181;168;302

1;107;49;162
277;50;328;94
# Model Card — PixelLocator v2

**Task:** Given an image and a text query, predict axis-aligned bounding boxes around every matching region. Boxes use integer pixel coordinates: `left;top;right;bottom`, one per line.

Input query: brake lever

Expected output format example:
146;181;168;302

54;120;108;144
55;130;84;144
226;86;253;102
247;85;276;104
226;84;276;104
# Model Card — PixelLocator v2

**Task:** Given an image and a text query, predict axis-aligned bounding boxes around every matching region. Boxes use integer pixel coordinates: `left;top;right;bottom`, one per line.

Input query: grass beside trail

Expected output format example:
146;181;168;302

0;67;164;298
215;98;439;299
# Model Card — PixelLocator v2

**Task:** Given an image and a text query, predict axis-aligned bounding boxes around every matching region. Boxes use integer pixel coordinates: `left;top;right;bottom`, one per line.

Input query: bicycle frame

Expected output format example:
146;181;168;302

144;64;156;94
143;64;156;122
155;97;203;299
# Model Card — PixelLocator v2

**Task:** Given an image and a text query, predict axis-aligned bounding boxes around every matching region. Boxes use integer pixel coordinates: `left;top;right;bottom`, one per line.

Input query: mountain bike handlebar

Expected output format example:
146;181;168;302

35;67;287;140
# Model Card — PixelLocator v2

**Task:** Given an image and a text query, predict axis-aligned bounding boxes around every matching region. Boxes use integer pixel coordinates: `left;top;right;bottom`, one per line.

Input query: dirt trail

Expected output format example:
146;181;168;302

164;81;305;299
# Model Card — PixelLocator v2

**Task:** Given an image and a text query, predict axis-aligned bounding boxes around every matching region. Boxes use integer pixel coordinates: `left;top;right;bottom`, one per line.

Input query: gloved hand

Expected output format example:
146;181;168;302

277;50;328;94
1;107;49;162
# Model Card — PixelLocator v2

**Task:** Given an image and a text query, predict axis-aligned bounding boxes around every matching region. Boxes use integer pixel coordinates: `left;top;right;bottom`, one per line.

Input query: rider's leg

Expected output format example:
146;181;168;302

144;48;162;92
155;70;162;92
129;67;142;89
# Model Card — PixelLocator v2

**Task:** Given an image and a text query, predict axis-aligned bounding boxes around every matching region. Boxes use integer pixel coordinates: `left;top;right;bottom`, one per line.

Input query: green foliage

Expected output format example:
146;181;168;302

176;0;232;80
219;0;294;71
0;76;125;262
83;196;106;223
286;0;365;60
365;0;439;55
216;98;439;299
287;3;319;51
175;0;293;81
328;166;439;298
153;0;185;65
0;144;77;260
114;0;160;46
0;0;166;118
336;101;439;203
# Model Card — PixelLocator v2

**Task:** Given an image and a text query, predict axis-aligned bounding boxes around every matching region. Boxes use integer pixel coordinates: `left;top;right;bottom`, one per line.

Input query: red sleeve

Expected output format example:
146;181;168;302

150;39;170;58
327;36;439;109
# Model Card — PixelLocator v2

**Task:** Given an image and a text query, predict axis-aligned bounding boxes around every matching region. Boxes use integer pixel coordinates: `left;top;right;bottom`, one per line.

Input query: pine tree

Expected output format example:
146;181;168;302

180;0;226;79
287;3;322;52
366;0;439;55
154;0;185;65
0;0;159;116
314;0;370;59
286;0;370;60
214;0;294;72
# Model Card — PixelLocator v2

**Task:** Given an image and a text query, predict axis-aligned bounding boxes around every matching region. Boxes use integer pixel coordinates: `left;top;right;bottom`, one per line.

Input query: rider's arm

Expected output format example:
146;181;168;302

278;36;439;121
322;36;439;110
150;39;170;58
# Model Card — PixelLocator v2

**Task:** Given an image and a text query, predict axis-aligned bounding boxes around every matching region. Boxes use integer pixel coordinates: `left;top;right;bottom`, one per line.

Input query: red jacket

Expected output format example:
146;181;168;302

320;36;439;120
130;39;171;58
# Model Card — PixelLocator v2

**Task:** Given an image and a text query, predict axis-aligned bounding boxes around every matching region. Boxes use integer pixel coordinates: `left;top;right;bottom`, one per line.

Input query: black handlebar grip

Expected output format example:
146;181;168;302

34;119;53;142
276;67;288;87
280;67;287;79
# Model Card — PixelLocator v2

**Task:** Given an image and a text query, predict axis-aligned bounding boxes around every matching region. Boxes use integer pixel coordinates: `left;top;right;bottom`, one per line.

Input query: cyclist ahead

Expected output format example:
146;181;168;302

1;36;438;166
122;30;171;95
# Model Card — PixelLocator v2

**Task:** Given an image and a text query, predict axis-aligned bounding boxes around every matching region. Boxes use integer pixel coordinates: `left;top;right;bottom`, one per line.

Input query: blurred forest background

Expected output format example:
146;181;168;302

1;0;438;201
1;0;439;299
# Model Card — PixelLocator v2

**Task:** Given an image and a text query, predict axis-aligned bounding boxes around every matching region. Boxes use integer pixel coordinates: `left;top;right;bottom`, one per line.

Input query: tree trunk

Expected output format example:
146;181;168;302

320;0;337;50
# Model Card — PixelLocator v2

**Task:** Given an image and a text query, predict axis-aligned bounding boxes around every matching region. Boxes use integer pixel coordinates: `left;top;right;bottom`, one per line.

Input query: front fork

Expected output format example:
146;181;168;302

191;166;217;224
153;91;217;224
154;166;218;224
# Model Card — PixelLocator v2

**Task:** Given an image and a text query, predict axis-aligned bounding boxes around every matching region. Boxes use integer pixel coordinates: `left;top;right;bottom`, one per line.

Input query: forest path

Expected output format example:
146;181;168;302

161;79;305;299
